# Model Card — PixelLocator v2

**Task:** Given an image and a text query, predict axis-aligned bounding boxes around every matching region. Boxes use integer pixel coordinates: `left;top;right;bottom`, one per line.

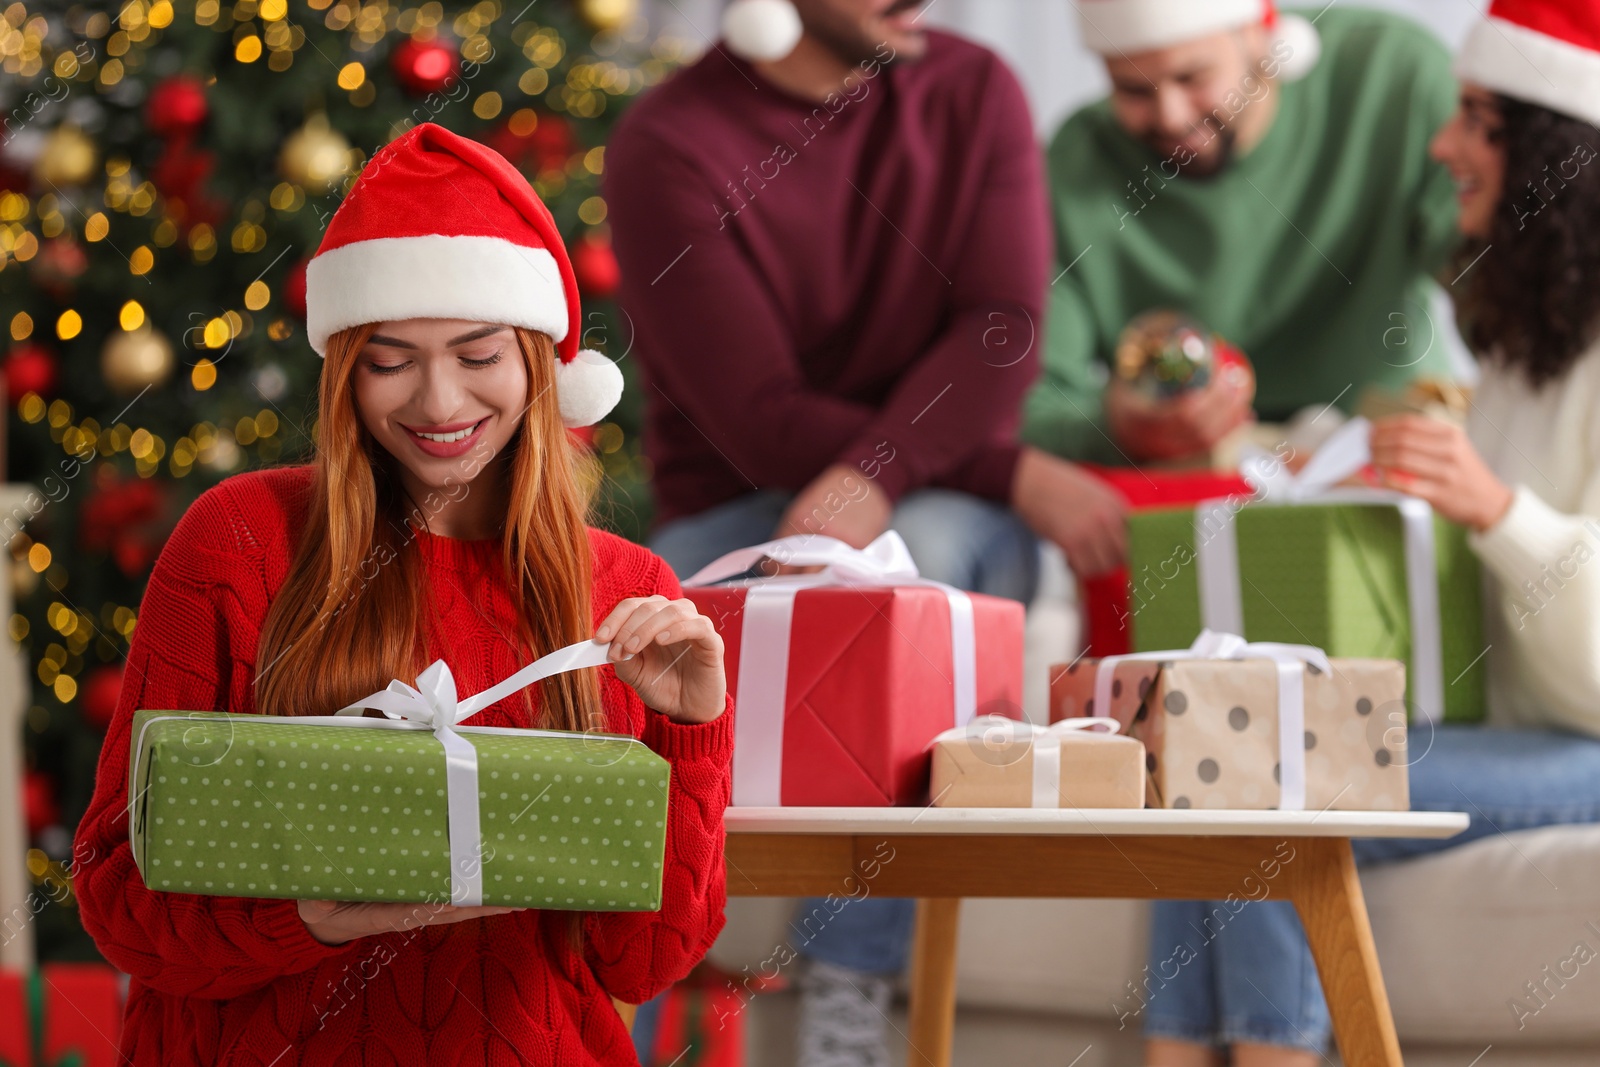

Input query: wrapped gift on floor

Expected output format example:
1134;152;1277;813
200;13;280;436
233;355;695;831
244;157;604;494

929;715;1145;809
683;532;1024;806
0;963;124;1067
1125;417;1484;724
130;641;671;910
1050;630;1409;811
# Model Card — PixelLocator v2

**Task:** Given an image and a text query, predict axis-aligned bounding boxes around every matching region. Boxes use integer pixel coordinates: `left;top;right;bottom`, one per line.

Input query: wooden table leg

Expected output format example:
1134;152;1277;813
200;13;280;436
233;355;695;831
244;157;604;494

1292;838;1403;1067
906;897;962;1067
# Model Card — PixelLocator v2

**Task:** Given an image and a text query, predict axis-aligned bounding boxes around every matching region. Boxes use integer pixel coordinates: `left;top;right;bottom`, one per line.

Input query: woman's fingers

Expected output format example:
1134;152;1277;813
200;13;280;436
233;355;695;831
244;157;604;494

598;596;670;657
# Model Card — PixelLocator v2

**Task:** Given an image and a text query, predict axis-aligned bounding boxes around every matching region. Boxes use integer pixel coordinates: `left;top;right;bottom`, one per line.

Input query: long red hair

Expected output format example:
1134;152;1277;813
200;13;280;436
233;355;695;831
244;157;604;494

255;323;605;734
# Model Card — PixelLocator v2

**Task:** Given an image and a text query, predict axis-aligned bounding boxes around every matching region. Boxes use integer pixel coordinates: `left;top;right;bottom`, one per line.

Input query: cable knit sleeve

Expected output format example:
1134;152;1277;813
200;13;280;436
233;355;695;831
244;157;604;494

1469;482;1600;736
72;481;357;999
582;552;735;1004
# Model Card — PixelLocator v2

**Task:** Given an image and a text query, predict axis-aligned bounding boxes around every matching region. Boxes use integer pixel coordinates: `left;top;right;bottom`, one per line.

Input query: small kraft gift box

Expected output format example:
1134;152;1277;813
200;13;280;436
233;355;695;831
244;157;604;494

1050;630;1410;812
1124;417;1485;725
929;715;1145;808
682;532;1024;807
129;640;671;911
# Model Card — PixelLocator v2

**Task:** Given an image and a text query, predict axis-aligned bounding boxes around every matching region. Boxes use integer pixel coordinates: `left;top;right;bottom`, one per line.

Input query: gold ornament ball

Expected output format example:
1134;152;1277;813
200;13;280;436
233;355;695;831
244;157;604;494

579;0;638;31
33;125;97;187
102;326;175;393
279;115;352;194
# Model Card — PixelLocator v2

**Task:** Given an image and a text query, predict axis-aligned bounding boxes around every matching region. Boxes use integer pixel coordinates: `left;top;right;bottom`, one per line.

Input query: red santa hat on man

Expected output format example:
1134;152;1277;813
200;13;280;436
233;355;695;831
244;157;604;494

1456;0;1600;127
1074;0;1321;80
305;121;623;428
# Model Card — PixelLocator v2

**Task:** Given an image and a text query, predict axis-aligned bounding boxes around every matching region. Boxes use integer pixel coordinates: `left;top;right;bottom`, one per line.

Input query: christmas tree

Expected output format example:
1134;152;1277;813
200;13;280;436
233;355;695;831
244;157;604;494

0;0;676;962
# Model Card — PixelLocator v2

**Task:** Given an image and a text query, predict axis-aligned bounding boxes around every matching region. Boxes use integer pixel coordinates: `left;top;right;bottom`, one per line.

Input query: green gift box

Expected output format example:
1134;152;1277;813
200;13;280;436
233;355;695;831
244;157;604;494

128;642;672;911
1127;499;1486;724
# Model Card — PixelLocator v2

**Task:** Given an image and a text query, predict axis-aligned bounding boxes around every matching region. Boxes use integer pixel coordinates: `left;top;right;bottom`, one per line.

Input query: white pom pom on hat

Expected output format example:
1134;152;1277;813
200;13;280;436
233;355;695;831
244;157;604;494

1076;0;1321;81
722;0;804;62
304;122;623;428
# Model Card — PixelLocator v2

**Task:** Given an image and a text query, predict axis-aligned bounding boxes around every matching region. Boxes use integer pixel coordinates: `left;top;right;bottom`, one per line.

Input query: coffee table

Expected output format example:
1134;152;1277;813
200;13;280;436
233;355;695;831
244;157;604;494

723;806;1470;1067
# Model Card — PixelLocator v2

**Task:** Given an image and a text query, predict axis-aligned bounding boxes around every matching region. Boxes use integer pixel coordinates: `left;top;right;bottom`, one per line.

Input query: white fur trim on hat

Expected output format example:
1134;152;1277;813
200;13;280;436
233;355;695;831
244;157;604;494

722;0;803;62
1457;16;1600;128
1077;0;1262;55
305;234;567;357
1271;13;1320;81
555;348;624;428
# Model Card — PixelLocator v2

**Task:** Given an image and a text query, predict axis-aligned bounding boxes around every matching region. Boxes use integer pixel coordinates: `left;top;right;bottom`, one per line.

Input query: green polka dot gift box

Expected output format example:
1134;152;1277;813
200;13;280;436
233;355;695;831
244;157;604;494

127;642;671;911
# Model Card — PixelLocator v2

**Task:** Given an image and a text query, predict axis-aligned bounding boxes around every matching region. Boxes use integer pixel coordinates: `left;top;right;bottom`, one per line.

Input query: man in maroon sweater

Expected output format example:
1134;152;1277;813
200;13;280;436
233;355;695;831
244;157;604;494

606;2;1126;1063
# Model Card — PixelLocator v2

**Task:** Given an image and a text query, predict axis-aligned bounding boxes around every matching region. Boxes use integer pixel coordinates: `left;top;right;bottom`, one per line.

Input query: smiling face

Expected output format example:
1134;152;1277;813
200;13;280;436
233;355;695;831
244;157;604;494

1104;25;1272;177
1429;83;1507;241
351;317;530;506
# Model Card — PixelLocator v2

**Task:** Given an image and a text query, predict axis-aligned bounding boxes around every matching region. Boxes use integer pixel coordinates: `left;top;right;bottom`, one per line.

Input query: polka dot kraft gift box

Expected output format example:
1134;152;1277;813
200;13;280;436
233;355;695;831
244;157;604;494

126;708;671;911
1049;634;1410;812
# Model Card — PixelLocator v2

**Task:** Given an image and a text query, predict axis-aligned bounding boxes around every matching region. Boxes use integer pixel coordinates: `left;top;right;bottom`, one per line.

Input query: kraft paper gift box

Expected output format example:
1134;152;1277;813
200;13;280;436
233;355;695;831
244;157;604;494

1124;417;1485;724
1049;632;1410;811
682;532;1025;806
129;641;671;911
929;715;1145;808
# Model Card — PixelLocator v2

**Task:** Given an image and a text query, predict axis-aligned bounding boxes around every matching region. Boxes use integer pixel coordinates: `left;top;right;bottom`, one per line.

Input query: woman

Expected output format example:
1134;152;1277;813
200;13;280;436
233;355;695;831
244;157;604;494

1143;4;1600;1064
72;123;734;1066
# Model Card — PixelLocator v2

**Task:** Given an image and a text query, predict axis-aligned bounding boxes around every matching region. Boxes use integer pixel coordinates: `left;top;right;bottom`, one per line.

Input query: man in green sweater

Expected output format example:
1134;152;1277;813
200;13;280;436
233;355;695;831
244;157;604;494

1024;0;1460;466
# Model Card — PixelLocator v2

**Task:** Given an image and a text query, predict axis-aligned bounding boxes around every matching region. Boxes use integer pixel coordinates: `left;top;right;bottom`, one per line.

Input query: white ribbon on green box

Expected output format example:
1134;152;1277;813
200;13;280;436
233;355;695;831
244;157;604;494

1087;629;1331;811
1192;416;1444;724
130;638;631;908
683;531;976;807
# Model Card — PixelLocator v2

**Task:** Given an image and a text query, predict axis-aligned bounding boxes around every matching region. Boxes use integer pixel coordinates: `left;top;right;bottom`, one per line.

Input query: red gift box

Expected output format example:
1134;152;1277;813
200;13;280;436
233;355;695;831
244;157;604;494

1079;466;1252;658
0;963;124;1067
685;584;1024;806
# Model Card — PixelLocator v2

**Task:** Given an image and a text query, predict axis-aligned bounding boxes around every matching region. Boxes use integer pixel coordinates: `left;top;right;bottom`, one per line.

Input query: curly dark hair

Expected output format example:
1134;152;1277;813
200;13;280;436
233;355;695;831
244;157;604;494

1453;95;1600;388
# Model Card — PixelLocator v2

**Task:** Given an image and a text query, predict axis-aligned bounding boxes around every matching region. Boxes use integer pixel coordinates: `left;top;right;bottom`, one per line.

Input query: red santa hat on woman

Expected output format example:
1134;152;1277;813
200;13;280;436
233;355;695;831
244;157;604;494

1456;0;1600;127
1074;0;1321;80
305;121;623;428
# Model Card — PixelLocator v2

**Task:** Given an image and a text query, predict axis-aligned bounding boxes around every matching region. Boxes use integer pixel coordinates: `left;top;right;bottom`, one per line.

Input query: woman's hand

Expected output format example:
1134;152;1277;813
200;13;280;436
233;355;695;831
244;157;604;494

1369;414;1513;531
296;898;524;947
596;596;727;724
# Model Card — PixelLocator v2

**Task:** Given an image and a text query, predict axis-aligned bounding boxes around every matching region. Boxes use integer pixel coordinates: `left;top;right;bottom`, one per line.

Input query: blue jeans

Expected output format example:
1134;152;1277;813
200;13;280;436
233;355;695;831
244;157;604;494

633;487;1039;1059
1143;724;1600;1051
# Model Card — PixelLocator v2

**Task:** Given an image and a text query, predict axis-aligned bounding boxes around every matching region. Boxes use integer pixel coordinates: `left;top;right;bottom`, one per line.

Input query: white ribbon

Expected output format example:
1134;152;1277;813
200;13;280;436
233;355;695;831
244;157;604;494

1194;417;1444;724
682;531;977;806
129;640;626;907
929;714;1121;808
1088;630;1330;810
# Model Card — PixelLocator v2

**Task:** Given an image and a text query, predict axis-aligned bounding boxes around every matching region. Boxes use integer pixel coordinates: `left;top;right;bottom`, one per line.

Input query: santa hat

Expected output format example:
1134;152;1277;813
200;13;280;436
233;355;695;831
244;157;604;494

1075;0;1321;80
1456;0;1600;127
304;121;623;429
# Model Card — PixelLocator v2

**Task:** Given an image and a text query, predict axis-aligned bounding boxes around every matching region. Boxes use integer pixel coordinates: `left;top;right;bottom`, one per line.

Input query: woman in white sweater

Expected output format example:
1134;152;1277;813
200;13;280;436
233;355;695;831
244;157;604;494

1144;5;1600;1065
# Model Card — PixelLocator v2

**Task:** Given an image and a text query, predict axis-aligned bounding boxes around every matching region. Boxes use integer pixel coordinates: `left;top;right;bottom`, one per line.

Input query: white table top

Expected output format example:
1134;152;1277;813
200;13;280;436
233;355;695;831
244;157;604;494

726;806;1470;839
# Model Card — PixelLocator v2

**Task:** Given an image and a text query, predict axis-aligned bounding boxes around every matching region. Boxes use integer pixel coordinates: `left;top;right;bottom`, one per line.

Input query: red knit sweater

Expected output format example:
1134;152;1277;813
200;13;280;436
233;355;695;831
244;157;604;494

73;465;735;1066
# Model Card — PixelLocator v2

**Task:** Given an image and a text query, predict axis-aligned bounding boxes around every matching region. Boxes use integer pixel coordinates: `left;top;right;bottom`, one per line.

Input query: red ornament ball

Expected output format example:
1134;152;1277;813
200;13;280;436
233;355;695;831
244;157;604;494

6;343;57;402
24;771;60;838
282;258;309;320
573;234;621;299
82;665;125;731
391;38;460;96
147;75;209;139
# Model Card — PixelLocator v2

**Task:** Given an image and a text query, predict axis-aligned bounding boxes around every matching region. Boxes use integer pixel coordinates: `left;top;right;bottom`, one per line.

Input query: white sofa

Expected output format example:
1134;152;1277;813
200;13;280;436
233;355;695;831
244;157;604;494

709;548;1600;1063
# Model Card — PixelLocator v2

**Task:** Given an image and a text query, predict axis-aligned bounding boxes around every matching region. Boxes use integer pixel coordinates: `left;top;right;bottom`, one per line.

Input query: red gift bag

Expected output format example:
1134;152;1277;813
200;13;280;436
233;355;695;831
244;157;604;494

1078;465;1252;658
0;963;124;1067
644;963;780;1067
